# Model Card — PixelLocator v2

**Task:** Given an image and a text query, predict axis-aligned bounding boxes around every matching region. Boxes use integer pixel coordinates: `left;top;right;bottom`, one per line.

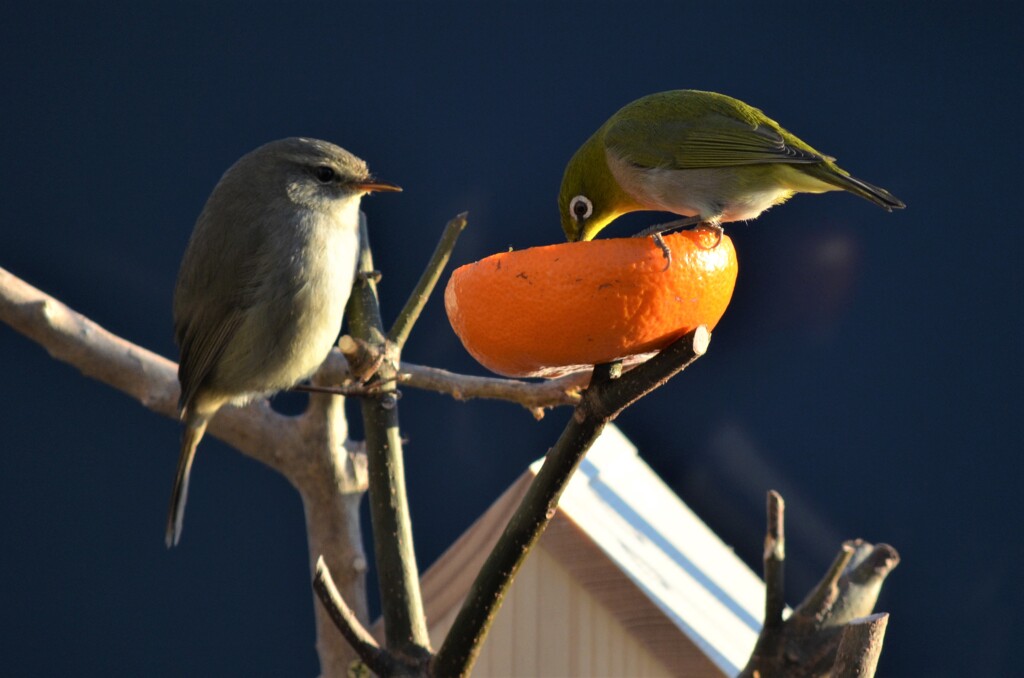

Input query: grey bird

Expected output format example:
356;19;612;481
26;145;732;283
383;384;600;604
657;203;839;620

167;137;400;547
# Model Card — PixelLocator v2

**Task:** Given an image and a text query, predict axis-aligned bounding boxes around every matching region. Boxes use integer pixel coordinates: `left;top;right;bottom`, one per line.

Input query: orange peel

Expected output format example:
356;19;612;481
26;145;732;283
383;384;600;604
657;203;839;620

444;229;737;377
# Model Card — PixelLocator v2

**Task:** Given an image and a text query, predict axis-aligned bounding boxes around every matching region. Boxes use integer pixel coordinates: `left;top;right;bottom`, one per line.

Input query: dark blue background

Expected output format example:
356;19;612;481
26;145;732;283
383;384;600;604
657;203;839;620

2;3;1020;676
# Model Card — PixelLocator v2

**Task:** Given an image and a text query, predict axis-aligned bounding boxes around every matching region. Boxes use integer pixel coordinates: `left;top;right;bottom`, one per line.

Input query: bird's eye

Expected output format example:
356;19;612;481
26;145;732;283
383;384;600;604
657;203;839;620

313;166;337;183
570;195;593;221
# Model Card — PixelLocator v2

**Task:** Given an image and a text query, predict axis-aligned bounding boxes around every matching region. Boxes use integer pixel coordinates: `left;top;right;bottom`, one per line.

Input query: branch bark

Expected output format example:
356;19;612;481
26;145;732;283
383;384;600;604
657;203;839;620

1;249;584;674
740;491;899;678
314;556;393;676
301;345;587;415
7;234;900;678
0;264;370;674
388;213;467;349
763;490;786;631
431;325;711;677
832;613;889;678
0;268;584;421
345;215;432;666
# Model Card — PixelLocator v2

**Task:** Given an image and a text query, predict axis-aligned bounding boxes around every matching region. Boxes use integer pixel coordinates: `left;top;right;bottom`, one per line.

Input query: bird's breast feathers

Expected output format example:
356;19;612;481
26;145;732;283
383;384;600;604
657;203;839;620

283;201;361;369
218;200;361;396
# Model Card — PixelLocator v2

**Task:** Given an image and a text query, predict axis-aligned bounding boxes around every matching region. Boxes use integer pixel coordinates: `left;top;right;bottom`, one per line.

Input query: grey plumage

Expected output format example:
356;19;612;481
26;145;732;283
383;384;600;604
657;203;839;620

167;137;399;547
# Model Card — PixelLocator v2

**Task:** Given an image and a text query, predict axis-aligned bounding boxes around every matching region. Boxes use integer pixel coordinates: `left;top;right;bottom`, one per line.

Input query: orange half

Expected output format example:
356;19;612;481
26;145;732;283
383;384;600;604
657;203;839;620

444;230;738;377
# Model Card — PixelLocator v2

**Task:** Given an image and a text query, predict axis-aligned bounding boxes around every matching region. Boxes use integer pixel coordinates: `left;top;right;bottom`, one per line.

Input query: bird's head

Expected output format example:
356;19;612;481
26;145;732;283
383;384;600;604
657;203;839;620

225;138;401;213
558;133;632;242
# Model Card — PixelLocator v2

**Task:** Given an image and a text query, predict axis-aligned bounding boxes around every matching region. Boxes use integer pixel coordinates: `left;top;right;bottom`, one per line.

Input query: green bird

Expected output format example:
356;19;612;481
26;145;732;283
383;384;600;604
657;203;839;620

558;90;904;245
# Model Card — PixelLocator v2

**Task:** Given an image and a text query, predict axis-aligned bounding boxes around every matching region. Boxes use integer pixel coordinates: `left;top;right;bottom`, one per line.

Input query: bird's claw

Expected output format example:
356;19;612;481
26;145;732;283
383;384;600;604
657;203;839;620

651;233;672;271
697;223;724;250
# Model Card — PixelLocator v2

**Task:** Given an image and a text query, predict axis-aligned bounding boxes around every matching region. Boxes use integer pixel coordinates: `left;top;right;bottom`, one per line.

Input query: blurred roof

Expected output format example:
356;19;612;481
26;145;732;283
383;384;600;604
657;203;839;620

420;424;765;675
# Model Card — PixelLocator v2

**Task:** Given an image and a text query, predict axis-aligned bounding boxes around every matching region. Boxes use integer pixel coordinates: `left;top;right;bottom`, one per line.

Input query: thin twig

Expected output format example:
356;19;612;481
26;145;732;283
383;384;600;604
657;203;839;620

845;543;901;586
346;213;431;663
338;334;386;383
432;326;710;678
388;212;468;349
397;363;585;415
319;346;586;414
313;556;393;676
740;494;900;678
576;326;710;420
291;382;384;397
764;490;786;629
831;613;889;678
829;542;901;627
798;542;856;618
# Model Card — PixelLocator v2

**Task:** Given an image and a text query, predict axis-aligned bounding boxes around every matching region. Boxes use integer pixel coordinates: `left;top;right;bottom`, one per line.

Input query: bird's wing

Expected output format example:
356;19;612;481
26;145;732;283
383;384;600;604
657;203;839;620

605;110;828;170
174;305;244;415
173;240;269;416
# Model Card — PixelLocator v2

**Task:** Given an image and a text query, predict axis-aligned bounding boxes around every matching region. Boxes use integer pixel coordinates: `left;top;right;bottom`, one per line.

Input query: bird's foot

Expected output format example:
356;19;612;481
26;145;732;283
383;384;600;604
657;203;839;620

633;216;724;269
652;233;672;271
631;215;703;240
697;223;723;249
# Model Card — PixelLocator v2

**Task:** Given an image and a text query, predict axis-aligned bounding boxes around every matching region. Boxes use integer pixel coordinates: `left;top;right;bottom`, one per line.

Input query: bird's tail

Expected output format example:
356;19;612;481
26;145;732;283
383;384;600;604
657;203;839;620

817;166;906;212
165;418;208;548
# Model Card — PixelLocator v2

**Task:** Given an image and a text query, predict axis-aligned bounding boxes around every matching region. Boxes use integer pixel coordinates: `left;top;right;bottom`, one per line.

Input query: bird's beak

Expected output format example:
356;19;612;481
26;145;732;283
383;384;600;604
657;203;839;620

353;180;402;193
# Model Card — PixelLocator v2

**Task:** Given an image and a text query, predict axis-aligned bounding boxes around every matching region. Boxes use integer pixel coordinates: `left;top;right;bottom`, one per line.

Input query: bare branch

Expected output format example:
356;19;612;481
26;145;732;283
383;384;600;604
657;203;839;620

432;326;710;678
1;263;583;444
797;542;856;619
0;265;301;468
1;256;581;675
0;265;371;675
763;490;786;629
831;613;889;678
740;492;900;678
316;351;586;415
397;363;585;415
828;541;900;627
338;335;386;383
314;556;394;676
389;212;467;349
346;215;432;663
577;325;710;420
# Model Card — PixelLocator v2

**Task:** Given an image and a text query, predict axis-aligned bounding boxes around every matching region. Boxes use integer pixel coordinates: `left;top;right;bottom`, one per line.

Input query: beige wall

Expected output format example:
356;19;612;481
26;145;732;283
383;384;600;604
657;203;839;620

428;544;674;678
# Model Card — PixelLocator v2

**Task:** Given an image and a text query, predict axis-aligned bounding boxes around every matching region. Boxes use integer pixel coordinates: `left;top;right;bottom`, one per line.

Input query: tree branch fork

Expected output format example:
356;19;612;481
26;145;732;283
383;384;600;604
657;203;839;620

2;209;899;677
741;491;899;678
0;213;581;675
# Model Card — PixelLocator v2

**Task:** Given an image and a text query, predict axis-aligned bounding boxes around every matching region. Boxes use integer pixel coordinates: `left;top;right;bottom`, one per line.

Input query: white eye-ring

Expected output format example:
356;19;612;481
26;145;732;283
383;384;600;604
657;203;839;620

569;195;593;221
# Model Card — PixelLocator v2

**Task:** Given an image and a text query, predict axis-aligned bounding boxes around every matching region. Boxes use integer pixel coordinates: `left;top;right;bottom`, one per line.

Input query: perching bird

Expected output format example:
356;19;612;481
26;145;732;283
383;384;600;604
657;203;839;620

559;90;904;245
167;137;400;547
